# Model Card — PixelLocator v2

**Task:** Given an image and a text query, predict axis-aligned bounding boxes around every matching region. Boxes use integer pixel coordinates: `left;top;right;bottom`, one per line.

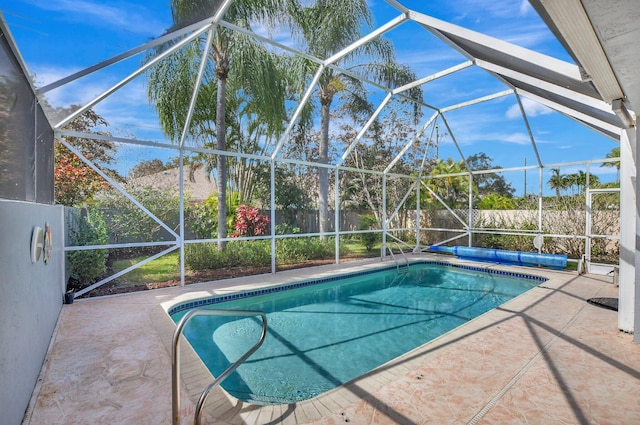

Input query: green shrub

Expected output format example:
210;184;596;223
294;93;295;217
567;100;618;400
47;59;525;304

276;236;334;263
67;209;109;289
473;216;538;251
185;201;216;239
185;240;271;271
97;186;180;245
477;193;517;210
185;236;343;271
358;215;379;251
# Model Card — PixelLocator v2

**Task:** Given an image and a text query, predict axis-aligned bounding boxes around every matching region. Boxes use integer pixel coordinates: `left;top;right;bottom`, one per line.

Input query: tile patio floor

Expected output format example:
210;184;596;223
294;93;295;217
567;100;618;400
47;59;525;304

22;256;640;425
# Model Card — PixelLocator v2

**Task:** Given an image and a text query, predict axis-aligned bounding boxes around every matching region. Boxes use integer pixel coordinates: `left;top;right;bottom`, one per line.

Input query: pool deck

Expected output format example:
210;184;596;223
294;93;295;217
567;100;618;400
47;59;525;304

23;254;640;425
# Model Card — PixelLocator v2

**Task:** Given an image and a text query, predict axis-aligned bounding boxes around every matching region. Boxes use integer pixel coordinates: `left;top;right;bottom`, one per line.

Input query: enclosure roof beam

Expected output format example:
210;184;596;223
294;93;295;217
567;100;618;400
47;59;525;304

384;113;437;174
425;171;470;178
408;10;582;81
515;92;543;167
392;61;473;95
477;60;616;117
54;25;210;130
37;18;217;95
384;0;411;14
338;92;394;167
423;156;619;179
473;57;621;138
178;26;215;148
324;13;408;66
210;0;236;26
225;11;432;110
439;114;468;168
218;16;431;110
57;130;179;151
440;89;513;113
324;62;437;110
219;15;430;110
271;64;325;159
515;89;620;139
217;19;322;65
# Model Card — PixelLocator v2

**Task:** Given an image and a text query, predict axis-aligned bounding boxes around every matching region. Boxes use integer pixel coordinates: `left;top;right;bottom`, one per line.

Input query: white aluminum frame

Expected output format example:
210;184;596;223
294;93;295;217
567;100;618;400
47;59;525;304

47;2;625;296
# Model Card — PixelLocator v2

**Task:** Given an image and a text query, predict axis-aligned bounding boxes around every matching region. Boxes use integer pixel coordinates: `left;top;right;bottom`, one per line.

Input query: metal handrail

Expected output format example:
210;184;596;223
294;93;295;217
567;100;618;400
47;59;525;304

386;243;410;273
397;244;410;270
172;308;268;425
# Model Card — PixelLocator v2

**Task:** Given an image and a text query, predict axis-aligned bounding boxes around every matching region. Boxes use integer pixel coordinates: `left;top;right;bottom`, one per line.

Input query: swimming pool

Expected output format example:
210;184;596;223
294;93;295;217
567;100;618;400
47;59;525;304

169;262;545;404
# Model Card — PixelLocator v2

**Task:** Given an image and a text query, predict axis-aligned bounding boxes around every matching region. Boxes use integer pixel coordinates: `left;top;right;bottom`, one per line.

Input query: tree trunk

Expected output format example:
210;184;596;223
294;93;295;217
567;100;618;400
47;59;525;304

318;100;331;237
216;76;227;250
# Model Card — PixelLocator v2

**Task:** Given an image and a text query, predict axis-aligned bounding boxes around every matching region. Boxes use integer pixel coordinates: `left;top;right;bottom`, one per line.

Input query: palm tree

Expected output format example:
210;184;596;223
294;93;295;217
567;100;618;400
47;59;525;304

426;158;468;208
566;170;600;194
548;168;564;200
289;0;422;235
147;0;290;249
602;146;620;183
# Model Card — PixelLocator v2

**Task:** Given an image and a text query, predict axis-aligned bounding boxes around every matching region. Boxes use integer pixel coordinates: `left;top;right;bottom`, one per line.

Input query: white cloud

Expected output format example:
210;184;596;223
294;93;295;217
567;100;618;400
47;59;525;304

45;79;112;108
463;131;531;146
30;65;101;108
519;0;533;16
452;0;529;20
251;22;300;51
503;132;530;145
32;63;165;140
33;0;167;36
500;24;555;48
396;50;469;78
32;65;81;87
34;63;152;108
444;0;560;53
506;98;553;119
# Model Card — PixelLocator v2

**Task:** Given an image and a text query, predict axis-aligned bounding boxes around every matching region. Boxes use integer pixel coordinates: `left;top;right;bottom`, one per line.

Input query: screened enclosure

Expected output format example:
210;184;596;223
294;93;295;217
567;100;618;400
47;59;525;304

4;0;625;298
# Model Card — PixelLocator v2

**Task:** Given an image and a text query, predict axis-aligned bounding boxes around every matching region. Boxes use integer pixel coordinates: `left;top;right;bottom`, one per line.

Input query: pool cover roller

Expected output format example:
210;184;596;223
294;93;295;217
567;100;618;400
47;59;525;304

429;245;567;269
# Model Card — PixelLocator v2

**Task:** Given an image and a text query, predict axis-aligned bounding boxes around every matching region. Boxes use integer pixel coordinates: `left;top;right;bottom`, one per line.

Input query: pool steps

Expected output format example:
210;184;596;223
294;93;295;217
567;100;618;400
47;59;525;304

172;309;267;425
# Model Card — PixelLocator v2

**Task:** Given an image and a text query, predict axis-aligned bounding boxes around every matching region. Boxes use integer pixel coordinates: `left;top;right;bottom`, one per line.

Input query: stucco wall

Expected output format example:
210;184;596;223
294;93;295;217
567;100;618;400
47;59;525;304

0;200;64;425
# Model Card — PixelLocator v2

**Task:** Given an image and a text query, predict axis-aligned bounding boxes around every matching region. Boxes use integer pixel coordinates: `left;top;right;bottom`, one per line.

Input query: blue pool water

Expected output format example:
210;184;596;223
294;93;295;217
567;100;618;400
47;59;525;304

170;262;544;404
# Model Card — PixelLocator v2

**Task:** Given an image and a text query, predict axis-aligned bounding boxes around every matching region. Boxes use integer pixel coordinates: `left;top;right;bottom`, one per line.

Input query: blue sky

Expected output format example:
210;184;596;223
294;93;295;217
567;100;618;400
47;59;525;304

3;0;620;194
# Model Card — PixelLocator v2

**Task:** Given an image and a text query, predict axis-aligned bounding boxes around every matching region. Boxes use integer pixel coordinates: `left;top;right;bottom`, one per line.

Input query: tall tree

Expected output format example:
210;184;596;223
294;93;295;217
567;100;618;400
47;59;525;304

148;0;290;249
54;107;118;206
340;105;423;223
548;168;564;200
565;170;600;195
602;146;620;183
466;153;515;197
129;159;172;178
289;0;422;235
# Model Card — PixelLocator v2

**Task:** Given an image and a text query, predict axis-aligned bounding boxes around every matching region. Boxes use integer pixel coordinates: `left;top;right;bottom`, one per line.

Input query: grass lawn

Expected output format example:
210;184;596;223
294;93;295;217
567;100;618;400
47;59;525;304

341;238;380;257
111;251;181;287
